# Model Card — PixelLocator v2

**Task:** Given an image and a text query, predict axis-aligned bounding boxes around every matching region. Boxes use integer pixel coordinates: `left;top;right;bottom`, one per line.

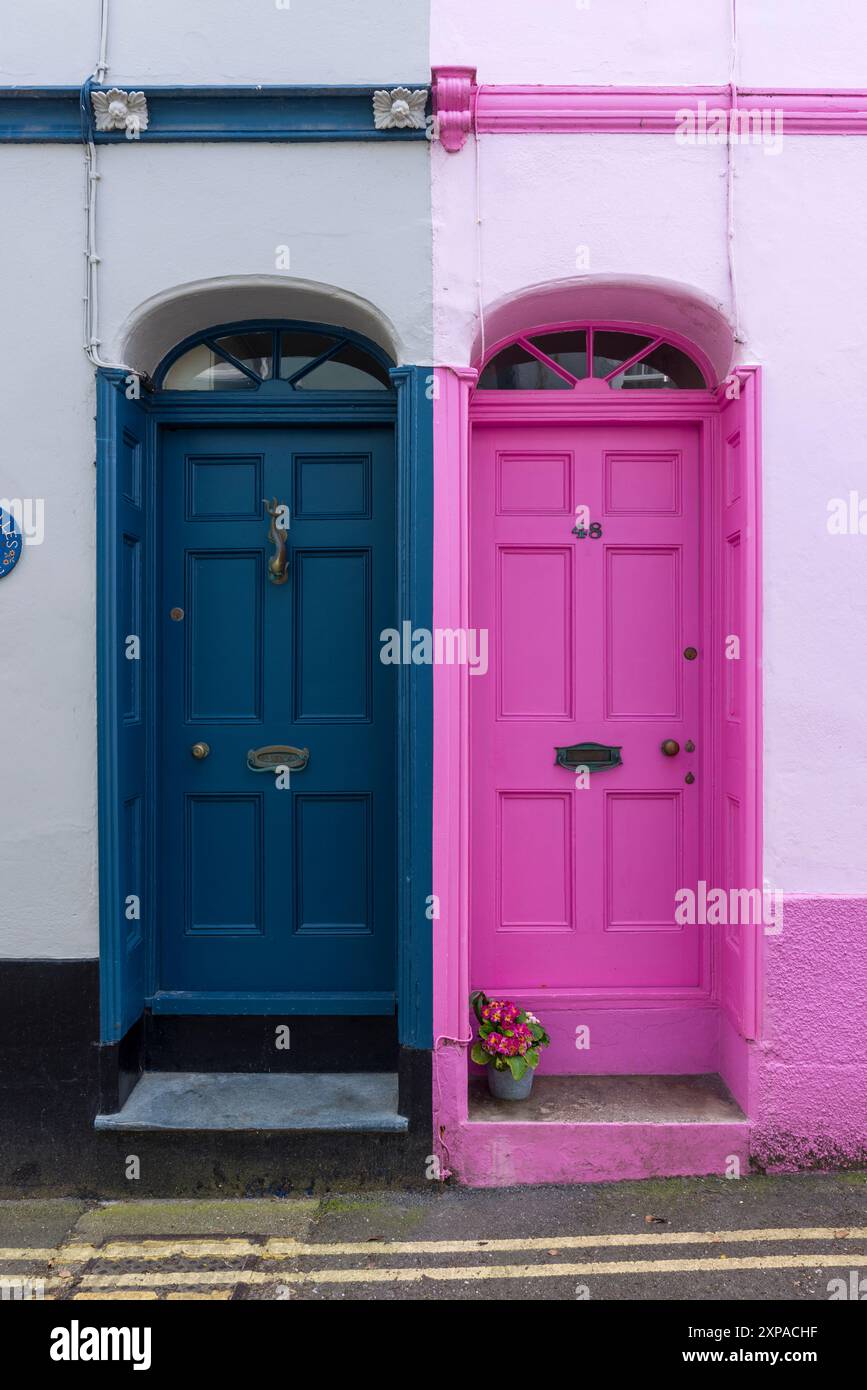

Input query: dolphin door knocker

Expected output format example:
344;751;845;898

264;497;290;585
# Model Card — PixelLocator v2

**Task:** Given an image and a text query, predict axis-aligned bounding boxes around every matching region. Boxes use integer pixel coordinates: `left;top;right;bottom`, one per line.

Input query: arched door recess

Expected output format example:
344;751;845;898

97;315;433;1090
432;312;760;1156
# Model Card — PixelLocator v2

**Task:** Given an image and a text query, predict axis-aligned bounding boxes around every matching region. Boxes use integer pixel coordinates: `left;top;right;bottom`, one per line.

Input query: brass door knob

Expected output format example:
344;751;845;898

191;742;210;760
660;739;680;757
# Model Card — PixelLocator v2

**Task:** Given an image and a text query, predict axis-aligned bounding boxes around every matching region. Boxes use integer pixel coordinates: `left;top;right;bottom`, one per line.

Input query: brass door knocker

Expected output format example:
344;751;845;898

264;497;290;585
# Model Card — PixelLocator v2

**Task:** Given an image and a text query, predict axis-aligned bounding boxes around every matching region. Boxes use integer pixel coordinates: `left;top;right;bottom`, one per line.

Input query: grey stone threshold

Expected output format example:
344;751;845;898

94;1071;408;1133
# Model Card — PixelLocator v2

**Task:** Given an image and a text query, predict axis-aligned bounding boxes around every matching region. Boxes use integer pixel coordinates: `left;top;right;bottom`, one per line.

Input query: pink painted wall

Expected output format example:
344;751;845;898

431;0;867;1178
431;0;867;88
431;75;867;897
749;897;867;1171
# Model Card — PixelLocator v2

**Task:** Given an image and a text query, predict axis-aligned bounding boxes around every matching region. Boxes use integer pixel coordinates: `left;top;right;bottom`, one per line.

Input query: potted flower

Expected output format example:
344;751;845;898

470;991;551;1100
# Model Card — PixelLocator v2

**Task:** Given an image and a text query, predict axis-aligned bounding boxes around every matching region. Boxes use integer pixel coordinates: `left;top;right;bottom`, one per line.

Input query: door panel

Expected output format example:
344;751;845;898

294;793;372;934
293;549;371;720
158;425;396;1007
471;422;703;995
499;791;572;931
498;546;574;718
187;551;264;721
606;547;681;717
186;794;263;935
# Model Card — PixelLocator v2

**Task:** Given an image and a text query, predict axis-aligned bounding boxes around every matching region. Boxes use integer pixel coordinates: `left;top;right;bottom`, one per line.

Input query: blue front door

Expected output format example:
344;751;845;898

156;425;396;1012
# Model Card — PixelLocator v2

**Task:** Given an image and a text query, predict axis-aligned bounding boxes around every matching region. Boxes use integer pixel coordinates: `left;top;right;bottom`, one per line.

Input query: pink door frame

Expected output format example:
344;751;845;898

432;344;762;1183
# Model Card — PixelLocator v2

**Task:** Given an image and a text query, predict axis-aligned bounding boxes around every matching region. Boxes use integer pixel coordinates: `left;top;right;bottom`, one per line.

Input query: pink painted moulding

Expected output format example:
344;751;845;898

474;86;867;136
429;75;867;138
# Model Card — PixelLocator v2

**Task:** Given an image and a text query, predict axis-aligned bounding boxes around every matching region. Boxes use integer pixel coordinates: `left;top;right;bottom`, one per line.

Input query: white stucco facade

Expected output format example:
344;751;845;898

2;0;867;977
0;3;432;958
1;0;430;85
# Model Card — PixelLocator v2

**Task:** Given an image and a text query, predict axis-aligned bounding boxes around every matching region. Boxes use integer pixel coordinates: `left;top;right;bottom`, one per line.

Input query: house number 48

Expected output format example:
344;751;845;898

572;521;602;539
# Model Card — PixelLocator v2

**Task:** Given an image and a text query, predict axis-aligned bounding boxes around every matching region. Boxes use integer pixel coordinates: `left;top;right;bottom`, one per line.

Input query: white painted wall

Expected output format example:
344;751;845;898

0;148;98;957
3;0;867;968
8;0;863;95
99;142;432;368
1;0;430;85
0;4;431;959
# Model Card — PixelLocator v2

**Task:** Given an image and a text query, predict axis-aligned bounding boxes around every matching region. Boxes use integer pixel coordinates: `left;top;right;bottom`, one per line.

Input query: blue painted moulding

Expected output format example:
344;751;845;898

0;84;431;143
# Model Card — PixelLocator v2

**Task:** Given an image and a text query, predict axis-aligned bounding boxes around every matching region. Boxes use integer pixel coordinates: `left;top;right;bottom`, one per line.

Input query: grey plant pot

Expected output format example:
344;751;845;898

487;1064;534;1101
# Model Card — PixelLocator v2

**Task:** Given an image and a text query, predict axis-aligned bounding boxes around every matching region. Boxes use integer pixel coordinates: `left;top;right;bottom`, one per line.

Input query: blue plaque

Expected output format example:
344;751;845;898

0;507;22;578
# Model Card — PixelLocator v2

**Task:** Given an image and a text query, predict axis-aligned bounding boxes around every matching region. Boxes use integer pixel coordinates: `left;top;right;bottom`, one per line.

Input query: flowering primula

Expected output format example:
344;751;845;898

470;991;551;1081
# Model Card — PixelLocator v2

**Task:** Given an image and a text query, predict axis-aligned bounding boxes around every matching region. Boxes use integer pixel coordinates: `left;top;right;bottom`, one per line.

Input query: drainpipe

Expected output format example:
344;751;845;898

80;0;136;377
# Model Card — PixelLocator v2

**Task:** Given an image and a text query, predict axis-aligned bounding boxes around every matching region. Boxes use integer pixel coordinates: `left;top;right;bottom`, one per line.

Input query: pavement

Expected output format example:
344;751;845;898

1;1171;865;1301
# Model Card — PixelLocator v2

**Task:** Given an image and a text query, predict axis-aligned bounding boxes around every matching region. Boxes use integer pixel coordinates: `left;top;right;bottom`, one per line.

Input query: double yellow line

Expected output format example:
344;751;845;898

2;1226;864;1297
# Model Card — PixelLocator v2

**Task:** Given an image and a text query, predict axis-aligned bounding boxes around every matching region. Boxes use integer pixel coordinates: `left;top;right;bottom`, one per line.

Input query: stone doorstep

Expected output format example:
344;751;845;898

94;1071;408;1133
468;1073;748;1125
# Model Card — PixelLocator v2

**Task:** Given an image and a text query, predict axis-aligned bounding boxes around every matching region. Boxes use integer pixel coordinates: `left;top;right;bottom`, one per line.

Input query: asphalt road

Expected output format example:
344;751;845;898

1;1171;865;1305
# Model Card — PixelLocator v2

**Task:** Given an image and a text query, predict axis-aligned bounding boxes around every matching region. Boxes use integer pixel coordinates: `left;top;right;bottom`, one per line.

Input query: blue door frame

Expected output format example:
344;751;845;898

96;343;433;1049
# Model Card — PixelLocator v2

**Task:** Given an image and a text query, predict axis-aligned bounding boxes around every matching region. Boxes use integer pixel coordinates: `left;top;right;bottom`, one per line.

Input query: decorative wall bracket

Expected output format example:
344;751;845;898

91;88;149;140
431;66;477;152
372;87;429;131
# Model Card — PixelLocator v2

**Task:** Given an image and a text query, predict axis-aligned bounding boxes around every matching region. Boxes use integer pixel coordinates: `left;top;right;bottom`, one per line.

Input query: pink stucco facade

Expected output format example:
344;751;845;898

430;0;867;1184
750;897;867;1171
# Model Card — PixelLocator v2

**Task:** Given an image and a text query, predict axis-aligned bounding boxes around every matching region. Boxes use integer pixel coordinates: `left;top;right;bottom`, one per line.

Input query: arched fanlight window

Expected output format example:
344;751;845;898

477;326;707;390
158;322;393;392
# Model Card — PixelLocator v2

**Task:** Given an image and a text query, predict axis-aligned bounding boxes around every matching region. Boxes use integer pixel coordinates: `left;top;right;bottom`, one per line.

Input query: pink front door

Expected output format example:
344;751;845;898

470;421;704;995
